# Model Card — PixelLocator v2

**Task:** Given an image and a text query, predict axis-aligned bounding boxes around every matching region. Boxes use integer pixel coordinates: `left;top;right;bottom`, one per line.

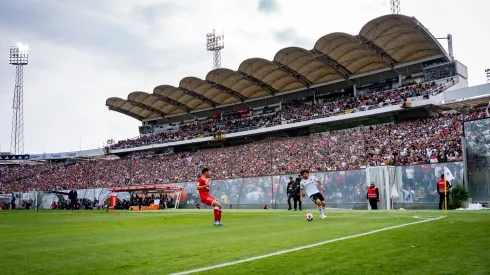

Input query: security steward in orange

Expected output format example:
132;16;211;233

366;182;380;210
437;174;452;210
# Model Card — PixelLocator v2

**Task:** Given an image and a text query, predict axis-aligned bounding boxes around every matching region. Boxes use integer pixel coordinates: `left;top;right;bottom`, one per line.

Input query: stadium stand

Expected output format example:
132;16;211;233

110;80;454;150
0;109;486;194
105;14;463;151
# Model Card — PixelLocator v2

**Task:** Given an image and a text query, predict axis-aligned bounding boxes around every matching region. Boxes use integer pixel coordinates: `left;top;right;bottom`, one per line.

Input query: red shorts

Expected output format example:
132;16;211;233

200;195;216;206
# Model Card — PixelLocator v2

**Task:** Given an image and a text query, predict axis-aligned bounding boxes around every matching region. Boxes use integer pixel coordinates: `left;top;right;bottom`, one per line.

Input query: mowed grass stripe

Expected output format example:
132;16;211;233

170;217;444;275
0;210;474;275
204;213;490;275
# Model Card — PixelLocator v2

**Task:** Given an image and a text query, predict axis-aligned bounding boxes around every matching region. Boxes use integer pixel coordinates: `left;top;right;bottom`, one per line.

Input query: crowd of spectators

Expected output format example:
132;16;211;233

423;62;457;82
111;80;453;150
0;163;66;185
397;162;464;204
1;108;484;194
464;116;490;173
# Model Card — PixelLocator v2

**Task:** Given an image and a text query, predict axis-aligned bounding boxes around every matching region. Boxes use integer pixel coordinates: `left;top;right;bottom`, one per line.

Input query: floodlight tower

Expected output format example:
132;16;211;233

9;44;28;155
390;0;400;14
206;29;224;69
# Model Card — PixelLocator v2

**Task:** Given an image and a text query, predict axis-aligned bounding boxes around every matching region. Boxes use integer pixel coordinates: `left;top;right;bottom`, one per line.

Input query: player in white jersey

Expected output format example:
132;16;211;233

299;169;327;219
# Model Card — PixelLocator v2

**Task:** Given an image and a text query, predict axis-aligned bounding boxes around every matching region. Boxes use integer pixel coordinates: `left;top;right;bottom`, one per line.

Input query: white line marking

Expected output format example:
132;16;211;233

412;216;442;220
169;216;445;275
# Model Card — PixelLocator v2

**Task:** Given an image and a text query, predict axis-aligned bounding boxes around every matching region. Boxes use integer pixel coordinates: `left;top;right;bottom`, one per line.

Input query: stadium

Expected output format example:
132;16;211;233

1;2;490;274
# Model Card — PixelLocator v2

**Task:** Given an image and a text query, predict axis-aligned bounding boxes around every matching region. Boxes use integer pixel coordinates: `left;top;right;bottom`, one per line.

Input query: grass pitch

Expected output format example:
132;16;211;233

1;209;489;275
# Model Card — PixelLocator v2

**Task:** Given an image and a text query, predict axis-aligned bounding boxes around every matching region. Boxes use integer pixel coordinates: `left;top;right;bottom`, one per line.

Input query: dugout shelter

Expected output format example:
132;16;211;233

108;185;183;210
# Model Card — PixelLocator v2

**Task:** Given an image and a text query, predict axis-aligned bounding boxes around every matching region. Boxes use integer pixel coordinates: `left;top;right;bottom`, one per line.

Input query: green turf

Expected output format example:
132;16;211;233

0;210;489;275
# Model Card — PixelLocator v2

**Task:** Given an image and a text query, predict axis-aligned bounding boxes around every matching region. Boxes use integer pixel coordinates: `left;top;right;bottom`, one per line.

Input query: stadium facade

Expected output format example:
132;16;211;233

104;14;475;154
106;14;461;124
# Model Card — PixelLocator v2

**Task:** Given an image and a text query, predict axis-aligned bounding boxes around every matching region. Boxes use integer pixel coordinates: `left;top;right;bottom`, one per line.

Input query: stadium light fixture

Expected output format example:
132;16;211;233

206;29;224;69
9;44;29;65
485;69;490;83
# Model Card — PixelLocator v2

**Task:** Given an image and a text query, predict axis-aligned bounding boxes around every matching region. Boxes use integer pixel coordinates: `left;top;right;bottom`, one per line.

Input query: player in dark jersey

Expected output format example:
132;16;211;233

196;168;224;226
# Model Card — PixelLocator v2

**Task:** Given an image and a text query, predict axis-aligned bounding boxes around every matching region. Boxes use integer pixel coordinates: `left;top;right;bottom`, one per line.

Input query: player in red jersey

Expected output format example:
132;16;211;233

197;168;223;226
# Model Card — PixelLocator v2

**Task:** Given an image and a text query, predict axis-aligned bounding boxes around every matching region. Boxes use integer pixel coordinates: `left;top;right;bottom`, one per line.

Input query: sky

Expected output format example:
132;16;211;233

0;0;489;154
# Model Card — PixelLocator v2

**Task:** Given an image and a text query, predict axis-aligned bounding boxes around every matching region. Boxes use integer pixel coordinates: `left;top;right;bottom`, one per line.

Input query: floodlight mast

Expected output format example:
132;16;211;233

390;0;400;14
9;44;29;155
206;29;224;69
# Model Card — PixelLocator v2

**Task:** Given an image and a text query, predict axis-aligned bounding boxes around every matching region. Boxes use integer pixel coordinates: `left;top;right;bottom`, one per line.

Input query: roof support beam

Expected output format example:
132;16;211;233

205;80;247;102
363;23;407;42
179;87;219;107
272;61;312;87
388;40;432;57
357;35;403;75
237;71;278;96
152;94;192;113
310;49;355;85
354;62;390;74
108;106;145;121
357;35;400;67
399;49;441;63
380;31;422;48
127;99;167;118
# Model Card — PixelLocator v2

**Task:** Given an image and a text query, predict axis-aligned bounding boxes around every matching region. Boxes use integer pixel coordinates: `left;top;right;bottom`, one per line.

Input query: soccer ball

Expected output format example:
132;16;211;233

306;213;314;221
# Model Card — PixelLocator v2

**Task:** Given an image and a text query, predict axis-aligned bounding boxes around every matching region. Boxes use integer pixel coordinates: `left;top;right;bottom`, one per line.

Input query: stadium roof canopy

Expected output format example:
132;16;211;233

107;14;449;121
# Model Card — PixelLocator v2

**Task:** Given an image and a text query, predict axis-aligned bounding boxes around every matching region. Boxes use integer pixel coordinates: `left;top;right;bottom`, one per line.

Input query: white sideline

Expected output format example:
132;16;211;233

412;215;442;220
169;216;445;275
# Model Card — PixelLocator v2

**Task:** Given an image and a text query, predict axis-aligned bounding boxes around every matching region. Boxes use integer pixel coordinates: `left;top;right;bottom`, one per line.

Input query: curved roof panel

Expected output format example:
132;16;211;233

106;97;160;120
152;85;192;115
238;58;305;95
359;14;444;63
274;47;341;84
127;92;168;118
314;33;389;74
180;77;238;106
206;68;265;100
109;14;447;121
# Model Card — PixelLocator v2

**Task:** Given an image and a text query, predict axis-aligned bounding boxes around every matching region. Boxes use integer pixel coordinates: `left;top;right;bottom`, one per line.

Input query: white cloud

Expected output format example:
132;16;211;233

258;0;280;14
274;28;313;48
0;0;489;153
